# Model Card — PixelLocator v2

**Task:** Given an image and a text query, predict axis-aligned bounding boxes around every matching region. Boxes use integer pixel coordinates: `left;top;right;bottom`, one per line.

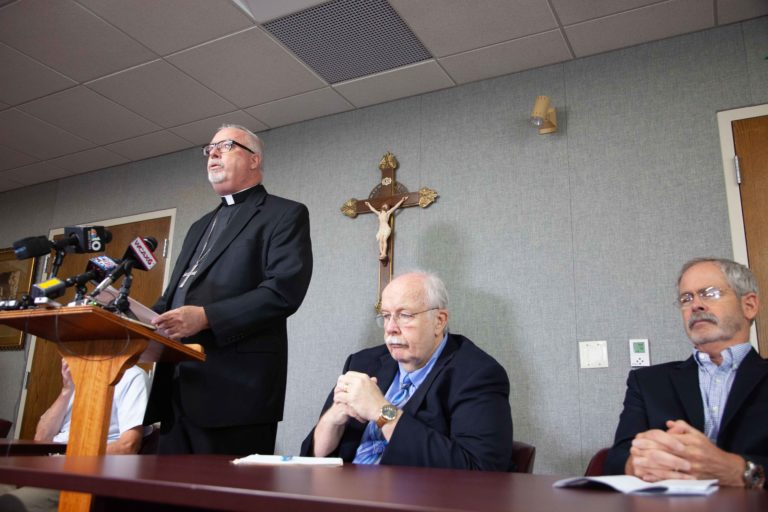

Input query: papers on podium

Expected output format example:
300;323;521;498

554;475;718;495
231;454;343;466
90;285;158;329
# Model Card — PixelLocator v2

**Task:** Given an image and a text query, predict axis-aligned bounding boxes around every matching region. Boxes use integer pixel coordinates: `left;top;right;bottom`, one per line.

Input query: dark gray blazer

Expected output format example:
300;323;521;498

301;333;514;471
605;348;768;482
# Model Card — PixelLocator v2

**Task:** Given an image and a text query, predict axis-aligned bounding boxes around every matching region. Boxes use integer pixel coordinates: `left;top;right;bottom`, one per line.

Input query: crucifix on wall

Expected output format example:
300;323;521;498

340;152;438;311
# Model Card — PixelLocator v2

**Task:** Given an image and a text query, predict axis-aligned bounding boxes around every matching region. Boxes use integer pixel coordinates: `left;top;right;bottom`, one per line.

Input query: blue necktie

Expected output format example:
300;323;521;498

353;375;413;464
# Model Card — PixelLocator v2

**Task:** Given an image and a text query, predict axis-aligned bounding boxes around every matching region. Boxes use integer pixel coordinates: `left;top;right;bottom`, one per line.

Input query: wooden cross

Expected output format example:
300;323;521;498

340;152;438;311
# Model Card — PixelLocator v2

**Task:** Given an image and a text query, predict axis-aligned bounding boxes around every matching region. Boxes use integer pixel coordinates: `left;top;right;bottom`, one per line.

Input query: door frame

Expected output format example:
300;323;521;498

13;208;176;438
717;103;768;350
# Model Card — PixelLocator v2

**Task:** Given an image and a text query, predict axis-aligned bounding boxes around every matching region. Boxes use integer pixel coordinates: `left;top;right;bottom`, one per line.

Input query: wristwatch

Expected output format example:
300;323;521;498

743;460;766;489
376;403;398;428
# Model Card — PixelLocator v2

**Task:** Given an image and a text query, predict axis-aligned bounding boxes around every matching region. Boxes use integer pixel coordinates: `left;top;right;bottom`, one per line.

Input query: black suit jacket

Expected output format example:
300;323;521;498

145;185;312;428
300;333;514;471
605;348;768;477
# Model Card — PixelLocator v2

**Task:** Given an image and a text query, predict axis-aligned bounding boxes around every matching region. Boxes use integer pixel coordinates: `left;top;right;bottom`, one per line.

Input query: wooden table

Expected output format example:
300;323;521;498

0;441;66;457
0;455;766;512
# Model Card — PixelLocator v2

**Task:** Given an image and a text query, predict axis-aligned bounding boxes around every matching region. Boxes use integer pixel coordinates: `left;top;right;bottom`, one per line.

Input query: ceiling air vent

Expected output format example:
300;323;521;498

264;0;432;84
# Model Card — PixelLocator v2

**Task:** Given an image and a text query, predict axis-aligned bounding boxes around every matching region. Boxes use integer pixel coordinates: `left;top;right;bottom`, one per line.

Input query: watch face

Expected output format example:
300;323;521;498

381;404;397;421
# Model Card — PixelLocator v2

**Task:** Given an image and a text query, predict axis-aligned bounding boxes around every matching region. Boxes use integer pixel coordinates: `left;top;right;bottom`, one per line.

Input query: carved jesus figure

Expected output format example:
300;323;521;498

365;196;406;261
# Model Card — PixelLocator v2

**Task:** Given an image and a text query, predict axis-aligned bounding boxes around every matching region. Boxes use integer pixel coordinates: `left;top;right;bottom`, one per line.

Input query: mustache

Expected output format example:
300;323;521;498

208;158;223;170
385;336;407;347
688;311;718;329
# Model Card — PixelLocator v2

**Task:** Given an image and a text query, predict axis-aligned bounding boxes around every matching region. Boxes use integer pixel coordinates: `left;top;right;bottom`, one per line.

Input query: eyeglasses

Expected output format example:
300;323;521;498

202;139;255;157
676;286;727;308
376;308;438;328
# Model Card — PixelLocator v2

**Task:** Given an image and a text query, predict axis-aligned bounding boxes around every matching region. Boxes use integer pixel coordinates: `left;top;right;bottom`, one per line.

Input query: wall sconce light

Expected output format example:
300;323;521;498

530;95;557;134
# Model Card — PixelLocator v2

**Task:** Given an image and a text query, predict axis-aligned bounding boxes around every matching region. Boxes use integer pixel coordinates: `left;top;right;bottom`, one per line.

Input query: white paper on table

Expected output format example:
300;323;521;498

231;454;343;466
553;475;718;495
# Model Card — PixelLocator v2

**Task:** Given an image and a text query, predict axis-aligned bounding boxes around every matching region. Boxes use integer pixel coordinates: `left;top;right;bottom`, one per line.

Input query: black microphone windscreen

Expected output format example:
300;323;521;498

143;236;158;251
13;236;52;260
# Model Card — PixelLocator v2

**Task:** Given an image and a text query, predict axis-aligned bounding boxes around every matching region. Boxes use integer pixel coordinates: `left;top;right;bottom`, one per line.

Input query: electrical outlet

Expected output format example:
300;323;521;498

629;339;650;367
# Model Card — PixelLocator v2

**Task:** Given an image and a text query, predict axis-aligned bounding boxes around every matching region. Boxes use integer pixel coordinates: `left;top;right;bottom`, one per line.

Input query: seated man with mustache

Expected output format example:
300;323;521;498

605;258;768;489
300;271;513;470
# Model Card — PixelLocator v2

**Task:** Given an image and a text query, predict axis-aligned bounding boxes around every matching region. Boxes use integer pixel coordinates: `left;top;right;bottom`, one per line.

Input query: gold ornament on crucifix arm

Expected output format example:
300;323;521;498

340;199;358;218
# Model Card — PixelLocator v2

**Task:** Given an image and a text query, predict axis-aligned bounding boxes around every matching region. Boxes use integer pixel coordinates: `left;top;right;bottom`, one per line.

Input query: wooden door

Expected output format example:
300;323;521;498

18;216;170;440
733;115;768;356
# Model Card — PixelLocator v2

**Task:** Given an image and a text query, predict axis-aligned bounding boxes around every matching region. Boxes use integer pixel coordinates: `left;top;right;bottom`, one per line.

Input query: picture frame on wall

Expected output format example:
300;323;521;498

0;247;36;350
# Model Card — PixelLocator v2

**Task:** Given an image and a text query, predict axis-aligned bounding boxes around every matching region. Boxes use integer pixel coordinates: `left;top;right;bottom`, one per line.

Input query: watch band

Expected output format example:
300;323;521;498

743;460;766;489
376;403;398;429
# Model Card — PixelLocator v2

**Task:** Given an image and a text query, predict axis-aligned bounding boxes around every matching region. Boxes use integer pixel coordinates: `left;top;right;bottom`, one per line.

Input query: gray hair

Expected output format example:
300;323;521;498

421;271;449;309
677;257;759;298
392;270;449;334
218;123;264;159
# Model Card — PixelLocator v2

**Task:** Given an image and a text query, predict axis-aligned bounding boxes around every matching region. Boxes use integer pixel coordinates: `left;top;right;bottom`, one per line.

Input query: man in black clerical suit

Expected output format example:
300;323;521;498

301;271;513;470
145;124;313;455
606;258;767;489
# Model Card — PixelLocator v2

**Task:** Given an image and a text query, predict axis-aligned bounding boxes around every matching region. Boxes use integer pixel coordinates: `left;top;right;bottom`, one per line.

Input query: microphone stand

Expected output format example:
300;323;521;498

50;248;66;278
106;264;138;320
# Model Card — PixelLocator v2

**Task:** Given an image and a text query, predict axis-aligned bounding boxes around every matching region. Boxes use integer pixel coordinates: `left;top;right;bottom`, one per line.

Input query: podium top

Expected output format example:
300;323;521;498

0;306;204;363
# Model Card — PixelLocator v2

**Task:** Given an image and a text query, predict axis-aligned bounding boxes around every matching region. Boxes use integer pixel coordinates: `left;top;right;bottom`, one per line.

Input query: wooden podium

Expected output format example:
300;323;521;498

0;306;205;512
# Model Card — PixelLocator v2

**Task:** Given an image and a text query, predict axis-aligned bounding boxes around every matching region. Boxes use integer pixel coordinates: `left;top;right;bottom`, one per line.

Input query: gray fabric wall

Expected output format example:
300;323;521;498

1;18;766;475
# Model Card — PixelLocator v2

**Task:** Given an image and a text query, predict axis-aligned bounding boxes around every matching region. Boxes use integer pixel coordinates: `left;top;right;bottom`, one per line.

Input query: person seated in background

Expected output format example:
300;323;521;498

36;359;149;454
605;258;767;488
301;271;513;470
0;359;149;511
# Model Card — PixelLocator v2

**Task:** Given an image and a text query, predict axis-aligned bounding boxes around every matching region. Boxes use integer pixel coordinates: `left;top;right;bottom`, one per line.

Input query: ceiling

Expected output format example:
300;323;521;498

0;0;765;193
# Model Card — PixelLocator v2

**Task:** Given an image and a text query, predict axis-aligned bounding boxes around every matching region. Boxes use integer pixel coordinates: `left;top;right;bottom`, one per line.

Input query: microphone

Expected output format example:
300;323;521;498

90;237;158;298
57;226;113;253
30;255;119;299
68;255;119;287
12;227;112;260
30;277;67;299
13;236;53;260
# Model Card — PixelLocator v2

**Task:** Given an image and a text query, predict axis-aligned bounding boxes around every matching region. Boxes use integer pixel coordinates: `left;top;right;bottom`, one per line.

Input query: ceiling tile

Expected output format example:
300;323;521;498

0;43;76;105
104;130;193;161
717;0;768;24
550;0;661;25
333;60;454;108
246;88;354;128
0;109;94;160
389;0;557;57
238;0;327;23
1;161;71;186
18;86;161;145
76;0;254;55
0;0;156;82
169;111;269;146
0;175;25;192
87;60;237;128
168;27;327;108
565;0;715;57
49;147;129;173
440;30;572;85
0;144;38;171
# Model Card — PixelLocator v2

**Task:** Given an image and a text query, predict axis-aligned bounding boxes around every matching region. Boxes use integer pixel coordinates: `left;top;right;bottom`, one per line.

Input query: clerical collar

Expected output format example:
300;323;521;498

220;185;259;206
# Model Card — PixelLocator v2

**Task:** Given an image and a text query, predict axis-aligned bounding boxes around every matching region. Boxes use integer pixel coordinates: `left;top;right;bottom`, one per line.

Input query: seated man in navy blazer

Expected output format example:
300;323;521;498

605;258;767;488
300;271;513;470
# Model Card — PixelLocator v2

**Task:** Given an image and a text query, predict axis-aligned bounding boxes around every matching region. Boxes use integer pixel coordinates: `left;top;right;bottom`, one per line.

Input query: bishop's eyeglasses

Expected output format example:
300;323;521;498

202;139;255;157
